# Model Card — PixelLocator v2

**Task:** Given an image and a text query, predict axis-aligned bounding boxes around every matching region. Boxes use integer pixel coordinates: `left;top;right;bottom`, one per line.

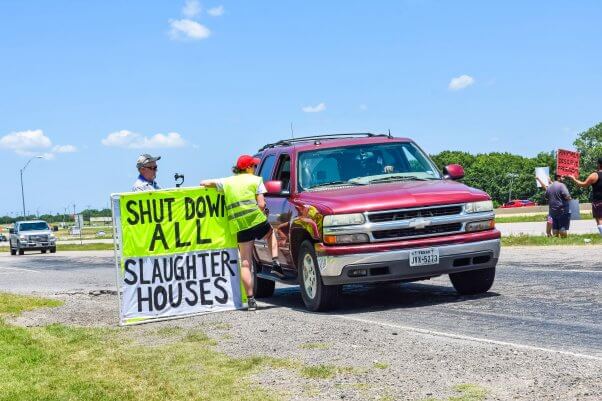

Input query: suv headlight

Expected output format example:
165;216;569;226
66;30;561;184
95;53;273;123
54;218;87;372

19;235;27;241
465;201;493;213
323;213;365;227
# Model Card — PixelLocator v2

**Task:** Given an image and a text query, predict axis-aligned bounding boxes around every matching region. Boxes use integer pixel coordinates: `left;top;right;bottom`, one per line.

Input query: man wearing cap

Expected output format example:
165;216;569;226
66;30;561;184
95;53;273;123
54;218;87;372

132;153;161;192
200;154;280;311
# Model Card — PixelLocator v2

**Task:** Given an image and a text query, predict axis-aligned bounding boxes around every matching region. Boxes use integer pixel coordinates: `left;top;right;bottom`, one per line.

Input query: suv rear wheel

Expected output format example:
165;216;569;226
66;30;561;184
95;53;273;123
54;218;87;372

50;247;56;254
10;247;16;256
298;240;340;311
449;267;495;295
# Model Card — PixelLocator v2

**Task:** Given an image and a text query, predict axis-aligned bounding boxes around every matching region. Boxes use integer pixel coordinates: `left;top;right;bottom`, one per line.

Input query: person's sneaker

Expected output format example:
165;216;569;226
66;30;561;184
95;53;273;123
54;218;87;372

247;297;257;311
269;260;285;278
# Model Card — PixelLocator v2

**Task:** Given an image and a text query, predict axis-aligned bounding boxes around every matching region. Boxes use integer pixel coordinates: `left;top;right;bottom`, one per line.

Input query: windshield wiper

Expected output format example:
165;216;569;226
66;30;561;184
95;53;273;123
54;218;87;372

310;180;364;188
368;175;429;183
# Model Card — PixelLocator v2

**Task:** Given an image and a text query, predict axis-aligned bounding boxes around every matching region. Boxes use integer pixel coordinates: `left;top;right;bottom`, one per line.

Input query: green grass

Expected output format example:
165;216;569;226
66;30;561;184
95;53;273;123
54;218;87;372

0;292;283;401
0;292;369;401
300;364;337;379
372;362;390;369
502;233;602;246
421;384;487;401
0;293;63;316
299;342;329;350
495;213;591;223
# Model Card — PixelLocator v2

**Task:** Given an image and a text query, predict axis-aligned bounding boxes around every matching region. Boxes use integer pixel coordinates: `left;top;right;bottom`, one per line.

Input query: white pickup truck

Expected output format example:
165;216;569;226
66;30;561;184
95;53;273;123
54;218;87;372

9;220;57;255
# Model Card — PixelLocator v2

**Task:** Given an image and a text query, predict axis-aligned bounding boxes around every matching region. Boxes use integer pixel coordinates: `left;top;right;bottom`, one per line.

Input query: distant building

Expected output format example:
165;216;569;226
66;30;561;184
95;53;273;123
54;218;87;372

90;217;112;226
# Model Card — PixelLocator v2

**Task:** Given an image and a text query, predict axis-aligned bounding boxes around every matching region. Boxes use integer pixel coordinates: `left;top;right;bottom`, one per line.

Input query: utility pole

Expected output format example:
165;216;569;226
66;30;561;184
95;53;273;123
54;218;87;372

506;173;519;203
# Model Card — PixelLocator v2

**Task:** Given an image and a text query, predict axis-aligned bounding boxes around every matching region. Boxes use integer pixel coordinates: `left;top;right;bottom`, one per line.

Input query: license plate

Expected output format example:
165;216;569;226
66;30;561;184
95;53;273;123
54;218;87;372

409;248;439;267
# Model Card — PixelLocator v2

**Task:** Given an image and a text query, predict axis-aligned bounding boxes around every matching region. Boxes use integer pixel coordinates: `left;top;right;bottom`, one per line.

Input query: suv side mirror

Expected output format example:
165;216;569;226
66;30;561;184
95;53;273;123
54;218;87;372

265;180;289;196
9;228;15;234
444;164;465;180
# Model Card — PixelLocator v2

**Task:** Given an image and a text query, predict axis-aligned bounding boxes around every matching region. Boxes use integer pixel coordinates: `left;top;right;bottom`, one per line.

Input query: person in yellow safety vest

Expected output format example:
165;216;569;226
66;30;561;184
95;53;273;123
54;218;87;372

200;154;280;311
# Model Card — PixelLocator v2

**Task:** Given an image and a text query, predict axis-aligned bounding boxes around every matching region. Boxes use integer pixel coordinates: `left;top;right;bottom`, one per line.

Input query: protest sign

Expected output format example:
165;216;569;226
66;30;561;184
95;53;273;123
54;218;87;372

111;188;244;326
556;149;580;178
535;167;550;188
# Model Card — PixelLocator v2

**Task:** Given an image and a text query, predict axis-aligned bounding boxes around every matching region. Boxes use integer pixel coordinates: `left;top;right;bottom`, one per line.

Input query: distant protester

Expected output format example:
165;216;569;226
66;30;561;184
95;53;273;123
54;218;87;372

537;175;572;238
132;153;161;192
568;156;602;236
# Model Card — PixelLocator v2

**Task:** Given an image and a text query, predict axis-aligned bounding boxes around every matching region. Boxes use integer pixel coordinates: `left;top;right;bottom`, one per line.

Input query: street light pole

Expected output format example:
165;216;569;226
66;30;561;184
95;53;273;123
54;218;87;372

19;156;44;219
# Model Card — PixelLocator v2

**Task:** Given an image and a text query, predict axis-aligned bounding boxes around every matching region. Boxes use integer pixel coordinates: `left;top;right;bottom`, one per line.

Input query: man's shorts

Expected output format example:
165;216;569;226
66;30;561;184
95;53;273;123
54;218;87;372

551;213;571;232
592;201;602;219
237;220;271;243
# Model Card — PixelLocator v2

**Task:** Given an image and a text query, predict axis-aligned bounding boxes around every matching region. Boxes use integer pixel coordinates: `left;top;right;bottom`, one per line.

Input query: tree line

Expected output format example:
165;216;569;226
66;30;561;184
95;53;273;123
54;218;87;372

430;122;602;207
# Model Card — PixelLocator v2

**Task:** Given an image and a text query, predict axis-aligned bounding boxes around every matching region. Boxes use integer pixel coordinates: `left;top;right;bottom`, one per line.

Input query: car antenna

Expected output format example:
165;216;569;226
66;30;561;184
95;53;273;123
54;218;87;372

290;122;295;139
387;129;392;138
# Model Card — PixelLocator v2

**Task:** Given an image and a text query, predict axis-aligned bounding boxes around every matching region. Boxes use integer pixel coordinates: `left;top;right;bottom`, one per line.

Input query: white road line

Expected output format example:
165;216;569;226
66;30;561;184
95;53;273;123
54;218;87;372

333;314;602;362
0;266;41;273
521;268;602;274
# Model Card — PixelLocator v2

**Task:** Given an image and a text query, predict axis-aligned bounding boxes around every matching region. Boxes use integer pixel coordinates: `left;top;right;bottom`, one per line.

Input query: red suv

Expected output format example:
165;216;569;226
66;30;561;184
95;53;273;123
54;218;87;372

252;133;500;311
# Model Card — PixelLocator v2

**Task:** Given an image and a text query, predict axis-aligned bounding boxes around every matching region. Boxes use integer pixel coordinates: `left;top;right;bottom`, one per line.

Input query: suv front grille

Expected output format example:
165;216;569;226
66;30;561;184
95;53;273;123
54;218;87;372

372;223;463;240
368;205;463;222
29;235;49;242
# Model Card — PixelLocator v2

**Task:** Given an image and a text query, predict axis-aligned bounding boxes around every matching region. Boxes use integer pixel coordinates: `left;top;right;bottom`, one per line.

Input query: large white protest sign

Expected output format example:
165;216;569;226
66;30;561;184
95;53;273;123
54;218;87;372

111;187;245;325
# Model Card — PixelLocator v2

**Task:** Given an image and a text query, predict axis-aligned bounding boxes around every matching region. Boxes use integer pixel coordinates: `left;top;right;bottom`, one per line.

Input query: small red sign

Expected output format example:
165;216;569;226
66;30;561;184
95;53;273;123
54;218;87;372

556;149;580;178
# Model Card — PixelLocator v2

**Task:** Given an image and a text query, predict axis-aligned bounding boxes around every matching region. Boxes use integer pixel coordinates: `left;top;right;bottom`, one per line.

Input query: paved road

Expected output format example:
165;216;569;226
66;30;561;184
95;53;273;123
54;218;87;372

0;247;600;359
496;220;599;236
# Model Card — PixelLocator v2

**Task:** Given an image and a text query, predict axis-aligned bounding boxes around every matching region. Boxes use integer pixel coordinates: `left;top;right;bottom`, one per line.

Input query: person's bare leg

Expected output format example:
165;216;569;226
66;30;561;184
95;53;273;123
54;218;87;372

263;228;279;260
546;222;552;237
238;241;254;297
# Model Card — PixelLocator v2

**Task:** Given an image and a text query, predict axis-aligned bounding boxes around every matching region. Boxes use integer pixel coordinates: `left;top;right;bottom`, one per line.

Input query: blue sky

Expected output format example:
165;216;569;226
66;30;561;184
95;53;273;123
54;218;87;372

1;0;601;216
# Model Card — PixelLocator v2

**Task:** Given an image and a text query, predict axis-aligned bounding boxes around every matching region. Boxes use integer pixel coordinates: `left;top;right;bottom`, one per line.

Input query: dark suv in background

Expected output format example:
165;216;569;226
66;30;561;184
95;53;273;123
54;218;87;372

252;133;500;311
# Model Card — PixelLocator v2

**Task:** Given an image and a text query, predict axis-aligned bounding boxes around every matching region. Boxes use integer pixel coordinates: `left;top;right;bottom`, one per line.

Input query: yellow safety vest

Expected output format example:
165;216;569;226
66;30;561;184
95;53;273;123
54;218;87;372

222;174;267;233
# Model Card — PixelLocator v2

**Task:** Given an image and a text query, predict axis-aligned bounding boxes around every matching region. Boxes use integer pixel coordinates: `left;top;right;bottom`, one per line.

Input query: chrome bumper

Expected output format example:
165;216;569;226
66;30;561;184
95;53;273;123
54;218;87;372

315;239;500;285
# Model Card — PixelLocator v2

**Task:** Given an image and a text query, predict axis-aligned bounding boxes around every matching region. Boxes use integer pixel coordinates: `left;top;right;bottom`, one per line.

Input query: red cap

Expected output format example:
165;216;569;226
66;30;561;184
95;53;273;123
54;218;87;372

236;155;261;170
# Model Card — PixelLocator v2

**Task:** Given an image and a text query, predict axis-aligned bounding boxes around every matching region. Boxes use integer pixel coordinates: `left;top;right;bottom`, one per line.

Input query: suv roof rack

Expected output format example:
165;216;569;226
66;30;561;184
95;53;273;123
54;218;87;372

258;132;391;151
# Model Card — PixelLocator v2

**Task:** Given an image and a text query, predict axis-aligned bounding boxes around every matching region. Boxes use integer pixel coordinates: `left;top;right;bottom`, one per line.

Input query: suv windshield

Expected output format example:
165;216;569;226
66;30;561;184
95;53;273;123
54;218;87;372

298;142;440;191
19;222;50;231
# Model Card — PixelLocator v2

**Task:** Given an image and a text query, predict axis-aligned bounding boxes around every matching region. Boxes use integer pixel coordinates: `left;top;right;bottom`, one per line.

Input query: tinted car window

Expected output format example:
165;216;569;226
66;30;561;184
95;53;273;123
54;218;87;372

258;155;276;182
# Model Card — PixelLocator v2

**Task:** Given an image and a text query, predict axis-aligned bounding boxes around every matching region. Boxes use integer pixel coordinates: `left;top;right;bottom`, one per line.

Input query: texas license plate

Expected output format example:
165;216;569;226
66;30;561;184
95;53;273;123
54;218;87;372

409;248;439;267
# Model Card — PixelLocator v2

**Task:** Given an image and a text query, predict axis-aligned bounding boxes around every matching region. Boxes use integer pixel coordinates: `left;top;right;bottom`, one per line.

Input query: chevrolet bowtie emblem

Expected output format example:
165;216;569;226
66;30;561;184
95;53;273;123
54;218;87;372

408;217;431;229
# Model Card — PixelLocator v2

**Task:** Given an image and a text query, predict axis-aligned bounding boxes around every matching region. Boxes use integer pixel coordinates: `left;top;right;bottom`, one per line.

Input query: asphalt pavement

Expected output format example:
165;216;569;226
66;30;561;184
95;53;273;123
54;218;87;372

0;247;600;359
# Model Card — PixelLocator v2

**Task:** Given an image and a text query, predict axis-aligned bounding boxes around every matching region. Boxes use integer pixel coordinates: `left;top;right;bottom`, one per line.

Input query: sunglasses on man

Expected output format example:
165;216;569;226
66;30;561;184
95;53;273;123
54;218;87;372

143;165;158;171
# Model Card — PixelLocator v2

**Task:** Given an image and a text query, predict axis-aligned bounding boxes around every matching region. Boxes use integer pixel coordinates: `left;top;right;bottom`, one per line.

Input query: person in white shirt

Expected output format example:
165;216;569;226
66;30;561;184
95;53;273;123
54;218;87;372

132;154;161;192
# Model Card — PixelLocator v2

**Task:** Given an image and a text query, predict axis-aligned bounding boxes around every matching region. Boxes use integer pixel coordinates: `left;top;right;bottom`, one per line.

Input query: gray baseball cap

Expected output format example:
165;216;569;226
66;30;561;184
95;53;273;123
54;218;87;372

136;153;161;168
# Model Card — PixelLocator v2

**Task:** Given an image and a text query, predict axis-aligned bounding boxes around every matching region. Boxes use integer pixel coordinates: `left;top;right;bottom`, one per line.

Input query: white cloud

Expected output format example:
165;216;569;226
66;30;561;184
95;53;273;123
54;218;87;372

0;129;76;158
302;102;326;113
182;0;201;18
101;130;186;149
0;129;52;151
53;144;77;153
207;5;224;16
448;75;475;90
169;18;211;40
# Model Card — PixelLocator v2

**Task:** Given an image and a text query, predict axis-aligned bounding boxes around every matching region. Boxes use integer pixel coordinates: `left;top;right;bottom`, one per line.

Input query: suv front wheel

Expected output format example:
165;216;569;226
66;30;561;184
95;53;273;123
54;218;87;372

298;240;340;311
449;267;495;295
